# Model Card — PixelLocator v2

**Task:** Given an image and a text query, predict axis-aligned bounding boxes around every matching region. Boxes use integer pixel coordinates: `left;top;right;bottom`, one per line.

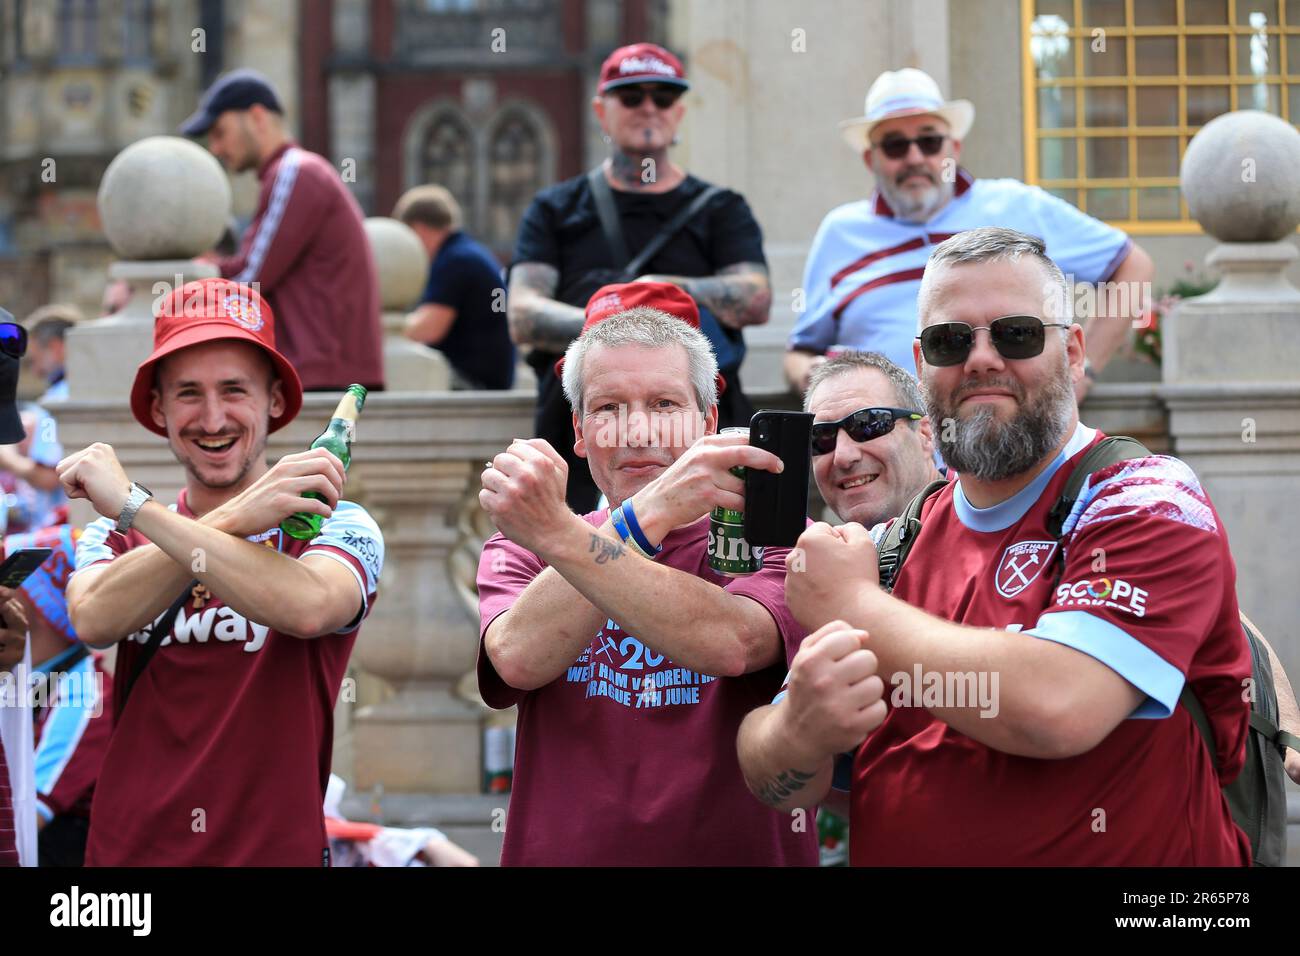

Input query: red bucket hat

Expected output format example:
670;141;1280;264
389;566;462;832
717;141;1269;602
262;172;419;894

598;43;689;93
130;277;303;436
555;281;725;395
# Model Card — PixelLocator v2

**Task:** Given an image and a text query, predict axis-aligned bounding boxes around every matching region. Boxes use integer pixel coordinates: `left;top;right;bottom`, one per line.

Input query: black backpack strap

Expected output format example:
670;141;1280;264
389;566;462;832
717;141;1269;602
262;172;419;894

586;167;630;267
1046;436;1152;591
1180;681;1219;770
876;479;948;593
117;581;197;716
1182;614;1299;770
1239;612;1300;755
622;185;722;279
1046;435;1152;539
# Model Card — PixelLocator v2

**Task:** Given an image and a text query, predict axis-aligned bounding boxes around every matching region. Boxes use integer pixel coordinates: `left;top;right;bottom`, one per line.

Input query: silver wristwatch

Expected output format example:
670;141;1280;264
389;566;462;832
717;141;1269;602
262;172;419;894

116;482;154;533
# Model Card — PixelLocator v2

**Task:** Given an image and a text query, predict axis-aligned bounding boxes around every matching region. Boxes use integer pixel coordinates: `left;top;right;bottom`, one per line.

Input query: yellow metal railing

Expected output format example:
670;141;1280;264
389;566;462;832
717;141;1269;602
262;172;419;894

1022;0;1300;234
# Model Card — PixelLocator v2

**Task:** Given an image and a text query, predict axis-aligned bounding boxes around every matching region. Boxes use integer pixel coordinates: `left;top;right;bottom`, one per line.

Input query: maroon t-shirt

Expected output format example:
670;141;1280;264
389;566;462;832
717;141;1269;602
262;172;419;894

74;491;383;866
478;511;817;866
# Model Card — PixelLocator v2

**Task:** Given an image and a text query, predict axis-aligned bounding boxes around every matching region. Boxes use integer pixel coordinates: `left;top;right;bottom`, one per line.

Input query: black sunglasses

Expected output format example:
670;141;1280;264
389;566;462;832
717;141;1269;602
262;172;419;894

875;133;947;160
917;315;1071;367
810;407;923;457
613;86;682;110
0;322;27;359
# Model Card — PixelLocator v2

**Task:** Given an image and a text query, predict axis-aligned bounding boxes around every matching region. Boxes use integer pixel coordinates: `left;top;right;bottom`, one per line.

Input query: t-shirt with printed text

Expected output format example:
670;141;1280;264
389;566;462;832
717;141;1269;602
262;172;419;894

477;510;816;866
74;491;384;866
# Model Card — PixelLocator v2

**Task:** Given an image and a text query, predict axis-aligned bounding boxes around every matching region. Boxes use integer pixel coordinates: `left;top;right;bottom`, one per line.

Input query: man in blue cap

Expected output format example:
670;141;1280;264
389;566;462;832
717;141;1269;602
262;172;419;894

181;69;383;392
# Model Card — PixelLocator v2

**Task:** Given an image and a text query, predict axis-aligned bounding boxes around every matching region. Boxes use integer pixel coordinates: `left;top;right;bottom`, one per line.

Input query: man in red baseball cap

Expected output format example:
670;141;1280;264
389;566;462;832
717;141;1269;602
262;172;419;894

508;41;773;513
55;277;384;866
476;282;815;866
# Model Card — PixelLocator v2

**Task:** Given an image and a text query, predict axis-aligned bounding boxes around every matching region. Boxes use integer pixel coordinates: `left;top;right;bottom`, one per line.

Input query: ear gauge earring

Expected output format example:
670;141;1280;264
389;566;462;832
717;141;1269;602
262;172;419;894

670;134;680;146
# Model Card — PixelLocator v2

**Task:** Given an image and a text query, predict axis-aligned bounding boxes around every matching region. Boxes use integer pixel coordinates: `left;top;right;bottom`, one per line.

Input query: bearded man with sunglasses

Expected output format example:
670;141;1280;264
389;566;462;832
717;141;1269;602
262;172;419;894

741;227;1251;865
786;68;1153;405
509;43;772;512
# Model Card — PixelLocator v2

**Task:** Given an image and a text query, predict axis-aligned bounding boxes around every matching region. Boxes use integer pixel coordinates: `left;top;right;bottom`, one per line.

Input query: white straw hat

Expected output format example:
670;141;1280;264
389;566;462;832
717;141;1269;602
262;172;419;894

839;68;975;153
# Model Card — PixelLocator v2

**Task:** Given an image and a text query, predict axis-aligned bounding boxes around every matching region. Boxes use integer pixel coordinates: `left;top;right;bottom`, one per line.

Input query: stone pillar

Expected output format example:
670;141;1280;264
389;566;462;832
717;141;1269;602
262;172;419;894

336;393;534;795
362;216;452;391
65;135;230;404
1164;109;1300;680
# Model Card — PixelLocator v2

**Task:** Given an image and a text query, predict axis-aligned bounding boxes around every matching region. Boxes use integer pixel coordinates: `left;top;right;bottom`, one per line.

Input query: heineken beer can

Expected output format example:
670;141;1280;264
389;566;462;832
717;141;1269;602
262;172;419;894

709;427;764;576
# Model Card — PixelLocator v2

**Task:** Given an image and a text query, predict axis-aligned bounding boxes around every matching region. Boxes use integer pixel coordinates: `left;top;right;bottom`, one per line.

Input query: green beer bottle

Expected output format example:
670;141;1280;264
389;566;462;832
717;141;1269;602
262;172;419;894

280;384;367;541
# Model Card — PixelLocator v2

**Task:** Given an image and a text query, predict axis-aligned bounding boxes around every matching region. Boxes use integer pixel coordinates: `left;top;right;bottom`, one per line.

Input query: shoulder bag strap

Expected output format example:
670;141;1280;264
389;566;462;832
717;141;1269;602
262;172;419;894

117;580;198;716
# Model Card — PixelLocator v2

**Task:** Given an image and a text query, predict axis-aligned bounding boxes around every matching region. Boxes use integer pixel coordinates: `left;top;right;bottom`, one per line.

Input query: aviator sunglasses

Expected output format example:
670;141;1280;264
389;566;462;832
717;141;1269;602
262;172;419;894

0;322;27;359
875;133;948;160
917;315;1070;367
613;86;683;110
810;406;923;457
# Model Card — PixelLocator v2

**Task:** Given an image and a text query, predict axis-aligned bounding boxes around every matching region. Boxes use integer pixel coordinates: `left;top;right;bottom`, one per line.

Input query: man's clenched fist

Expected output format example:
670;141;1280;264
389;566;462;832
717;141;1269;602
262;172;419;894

779;620;887;761
56;443;133;521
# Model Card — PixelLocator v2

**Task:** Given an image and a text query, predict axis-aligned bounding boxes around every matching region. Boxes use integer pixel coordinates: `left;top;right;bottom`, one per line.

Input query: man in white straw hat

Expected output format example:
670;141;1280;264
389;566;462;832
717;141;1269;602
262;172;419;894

786;68;1152;402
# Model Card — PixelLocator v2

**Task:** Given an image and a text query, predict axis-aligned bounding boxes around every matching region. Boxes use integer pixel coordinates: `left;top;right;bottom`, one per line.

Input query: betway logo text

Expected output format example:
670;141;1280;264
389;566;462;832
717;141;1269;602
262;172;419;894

130;606;271;653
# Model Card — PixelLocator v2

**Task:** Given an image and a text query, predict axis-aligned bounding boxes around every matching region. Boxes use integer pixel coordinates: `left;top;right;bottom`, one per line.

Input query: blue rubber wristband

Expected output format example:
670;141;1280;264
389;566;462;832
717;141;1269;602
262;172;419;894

609;505;651;558
621;499;662;555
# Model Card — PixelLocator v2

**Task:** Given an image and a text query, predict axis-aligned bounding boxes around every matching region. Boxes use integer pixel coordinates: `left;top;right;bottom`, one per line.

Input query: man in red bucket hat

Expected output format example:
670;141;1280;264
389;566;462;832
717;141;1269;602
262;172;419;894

55;277;384;866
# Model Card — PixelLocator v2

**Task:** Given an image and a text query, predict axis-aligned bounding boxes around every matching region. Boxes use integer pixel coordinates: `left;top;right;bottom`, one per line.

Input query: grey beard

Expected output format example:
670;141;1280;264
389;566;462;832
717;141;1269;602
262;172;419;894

926;362;1075;482
878;175;954;222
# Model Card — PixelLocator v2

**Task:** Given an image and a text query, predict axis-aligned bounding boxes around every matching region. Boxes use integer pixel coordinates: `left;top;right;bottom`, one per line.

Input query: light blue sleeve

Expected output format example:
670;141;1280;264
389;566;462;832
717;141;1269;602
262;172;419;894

303;500;385;631
1026;609;1184;718
33;656;99;821
72;516;118;573
1025;184;1132;284
26;407;63;467
788;216;841;353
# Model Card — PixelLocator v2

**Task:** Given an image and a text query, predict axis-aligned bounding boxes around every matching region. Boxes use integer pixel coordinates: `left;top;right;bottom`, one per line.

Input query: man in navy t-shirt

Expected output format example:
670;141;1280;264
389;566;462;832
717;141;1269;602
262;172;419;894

395;186;515;390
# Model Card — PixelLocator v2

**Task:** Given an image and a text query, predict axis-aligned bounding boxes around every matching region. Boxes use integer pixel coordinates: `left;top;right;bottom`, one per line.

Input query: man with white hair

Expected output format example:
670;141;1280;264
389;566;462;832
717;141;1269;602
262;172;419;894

786;68;1153;402
743;227;1251;865
477;281;815;866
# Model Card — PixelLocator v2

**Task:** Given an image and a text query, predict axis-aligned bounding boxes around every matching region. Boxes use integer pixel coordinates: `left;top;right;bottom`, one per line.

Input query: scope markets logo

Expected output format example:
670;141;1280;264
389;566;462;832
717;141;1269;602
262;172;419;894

1054;577;1149;617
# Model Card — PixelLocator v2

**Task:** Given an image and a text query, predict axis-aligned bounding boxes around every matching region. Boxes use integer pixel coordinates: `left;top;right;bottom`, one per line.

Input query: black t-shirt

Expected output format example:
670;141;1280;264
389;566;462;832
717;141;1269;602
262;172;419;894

512;172;766;372
420;230;516;389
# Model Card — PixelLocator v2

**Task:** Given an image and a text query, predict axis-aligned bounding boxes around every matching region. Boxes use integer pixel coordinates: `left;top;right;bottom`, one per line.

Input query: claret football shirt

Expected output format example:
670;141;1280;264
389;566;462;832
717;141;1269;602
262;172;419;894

74;490;383;866
851;424;1251;866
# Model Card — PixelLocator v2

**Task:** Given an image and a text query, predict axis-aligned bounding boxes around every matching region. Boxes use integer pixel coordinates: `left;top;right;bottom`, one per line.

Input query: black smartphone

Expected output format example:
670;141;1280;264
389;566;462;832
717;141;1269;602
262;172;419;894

0;547;53;589
743;410;813;547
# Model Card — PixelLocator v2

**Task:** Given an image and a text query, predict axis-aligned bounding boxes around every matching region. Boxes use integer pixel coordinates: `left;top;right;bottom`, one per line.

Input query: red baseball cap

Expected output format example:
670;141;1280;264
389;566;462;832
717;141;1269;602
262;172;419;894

598;43;689;93
555;281;724;394
130;277;303;436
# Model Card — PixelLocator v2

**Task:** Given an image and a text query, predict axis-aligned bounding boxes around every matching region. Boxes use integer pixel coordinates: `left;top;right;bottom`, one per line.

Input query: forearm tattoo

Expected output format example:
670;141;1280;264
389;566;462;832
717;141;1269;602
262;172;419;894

589;533;626;565
508;262;586;352
755;767;816;808
676;263;771;329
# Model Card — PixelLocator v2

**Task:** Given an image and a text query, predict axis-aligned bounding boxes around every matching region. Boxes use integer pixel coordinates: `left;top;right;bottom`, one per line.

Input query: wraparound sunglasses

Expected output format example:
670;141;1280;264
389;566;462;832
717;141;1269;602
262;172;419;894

810;406;923;457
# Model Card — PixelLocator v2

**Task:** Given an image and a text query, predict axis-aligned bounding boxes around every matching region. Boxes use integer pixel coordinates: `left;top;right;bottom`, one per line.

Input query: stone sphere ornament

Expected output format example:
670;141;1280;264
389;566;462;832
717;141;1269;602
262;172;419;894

364;217;429;310
97;136;232;260
1180;110;1300;242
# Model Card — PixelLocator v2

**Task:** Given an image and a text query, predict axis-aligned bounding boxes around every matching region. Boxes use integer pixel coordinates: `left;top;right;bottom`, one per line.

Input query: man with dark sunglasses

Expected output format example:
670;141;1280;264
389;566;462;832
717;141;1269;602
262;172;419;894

804;351;940;530
509;42;772;511
786;68;1153;405
742;227;1253;865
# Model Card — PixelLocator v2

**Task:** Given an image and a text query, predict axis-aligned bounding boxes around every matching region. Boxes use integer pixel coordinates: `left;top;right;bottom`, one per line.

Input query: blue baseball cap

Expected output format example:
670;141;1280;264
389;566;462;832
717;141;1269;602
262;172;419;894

180;68;283;137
